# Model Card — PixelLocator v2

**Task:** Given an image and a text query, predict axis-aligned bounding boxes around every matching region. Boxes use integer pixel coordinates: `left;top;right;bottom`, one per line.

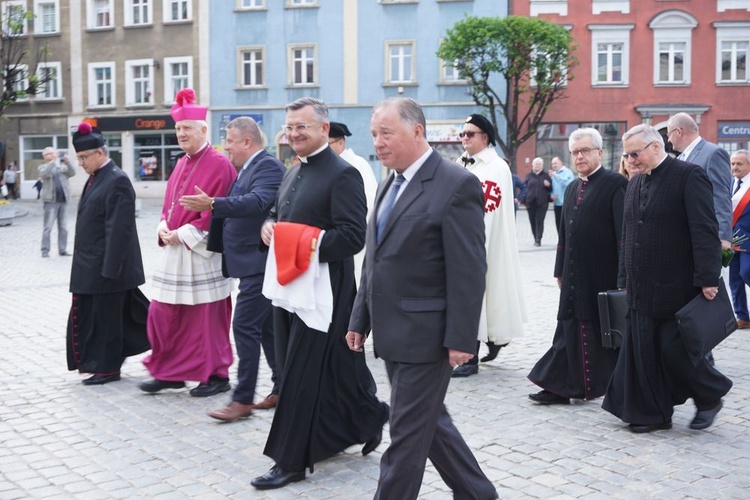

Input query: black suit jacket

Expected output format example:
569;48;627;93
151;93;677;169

619;155;720;318
70;160;145;294
210;150;285;278
349;150;487;363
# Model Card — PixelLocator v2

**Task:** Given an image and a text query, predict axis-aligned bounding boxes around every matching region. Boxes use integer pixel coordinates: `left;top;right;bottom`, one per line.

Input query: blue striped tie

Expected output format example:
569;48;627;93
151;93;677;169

377;174;405;244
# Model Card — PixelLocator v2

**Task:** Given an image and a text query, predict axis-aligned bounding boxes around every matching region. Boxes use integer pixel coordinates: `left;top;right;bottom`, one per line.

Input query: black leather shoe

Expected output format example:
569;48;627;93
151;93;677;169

139;379;186;393
251;465;305;490
690;400;722;430
480;342;508;362
362;429;382;456
82;373;120;385
528;390;569;405
628;421;672;433
190;378;231;398
59;251;72;256
451;364;478;378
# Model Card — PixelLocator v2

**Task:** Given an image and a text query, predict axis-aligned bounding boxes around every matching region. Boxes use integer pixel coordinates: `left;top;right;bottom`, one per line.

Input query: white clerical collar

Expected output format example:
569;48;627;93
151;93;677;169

645;154;668;175
579;165;602;181
299;143;329;163
186;141;210;159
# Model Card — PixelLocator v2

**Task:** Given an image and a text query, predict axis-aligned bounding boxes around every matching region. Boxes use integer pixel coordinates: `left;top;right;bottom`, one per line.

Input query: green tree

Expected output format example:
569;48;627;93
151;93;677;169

0;7;52;119
438;15;577;172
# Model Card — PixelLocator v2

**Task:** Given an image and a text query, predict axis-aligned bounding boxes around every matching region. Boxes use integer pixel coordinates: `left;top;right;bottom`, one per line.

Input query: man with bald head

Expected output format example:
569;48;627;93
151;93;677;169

667;112;732;250
603;124;732;433
727;150;750;329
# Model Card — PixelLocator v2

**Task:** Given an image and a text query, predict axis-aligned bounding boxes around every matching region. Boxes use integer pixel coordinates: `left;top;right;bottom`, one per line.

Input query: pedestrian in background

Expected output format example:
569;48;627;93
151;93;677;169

524;157;551;246
549;156;575;236
39;147;75;258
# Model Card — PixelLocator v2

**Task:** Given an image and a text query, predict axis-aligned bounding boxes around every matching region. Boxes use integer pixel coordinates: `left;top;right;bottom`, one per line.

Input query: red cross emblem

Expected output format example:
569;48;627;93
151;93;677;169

482;180;502;213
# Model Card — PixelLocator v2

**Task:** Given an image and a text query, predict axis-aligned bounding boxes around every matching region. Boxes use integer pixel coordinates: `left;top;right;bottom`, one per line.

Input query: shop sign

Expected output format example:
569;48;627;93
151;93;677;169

718;122;750;141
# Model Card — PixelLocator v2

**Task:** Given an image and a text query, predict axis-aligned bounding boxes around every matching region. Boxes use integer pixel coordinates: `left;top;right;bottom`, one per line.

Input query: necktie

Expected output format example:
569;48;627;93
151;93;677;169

462;157;475;167
734;179;743;195
677;152;686;161
377;174;405;244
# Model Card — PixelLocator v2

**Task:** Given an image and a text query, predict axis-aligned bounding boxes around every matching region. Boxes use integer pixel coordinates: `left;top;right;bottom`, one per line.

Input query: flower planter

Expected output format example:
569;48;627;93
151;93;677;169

0;204;14;226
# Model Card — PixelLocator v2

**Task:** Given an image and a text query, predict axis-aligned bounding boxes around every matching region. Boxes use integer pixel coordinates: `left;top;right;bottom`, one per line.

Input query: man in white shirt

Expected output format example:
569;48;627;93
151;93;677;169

728;150;750;329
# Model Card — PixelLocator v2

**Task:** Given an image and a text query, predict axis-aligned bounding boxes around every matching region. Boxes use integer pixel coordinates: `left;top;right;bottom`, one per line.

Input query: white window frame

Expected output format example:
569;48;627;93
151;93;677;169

439;59;467;84
718;0;750;12
530;0;567;17
125;59;154;106
124;0;151;27
238;46;265;88
163;0;190;23
34;0;59;34
288;44;317;86
7;63;29;100
2;1;27;35
286;0;316;7
36;61;62;100
592;0;629;15
237;0;265;9
386;40;416;84
650;11;696;86
656;42;687;84
163;56;193;104
714;22;750;85
589;24;633;87
88;62;116;108
87;0;114;29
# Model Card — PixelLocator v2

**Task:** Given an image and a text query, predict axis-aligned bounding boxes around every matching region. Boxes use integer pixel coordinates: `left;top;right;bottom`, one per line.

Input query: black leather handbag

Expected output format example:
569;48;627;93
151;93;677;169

597;290;628;349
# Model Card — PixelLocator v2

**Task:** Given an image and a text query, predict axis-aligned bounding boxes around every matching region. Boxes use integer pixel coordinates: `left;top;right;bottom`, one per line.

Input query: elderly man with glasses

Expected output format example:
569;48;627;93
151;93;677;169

603;124;732;433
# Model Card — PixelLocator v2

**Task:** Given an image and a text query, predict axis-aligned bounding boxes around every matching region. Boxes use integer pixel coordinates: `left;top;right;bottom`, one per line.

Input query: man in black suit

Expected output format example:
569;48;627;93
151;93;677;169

347;98;497;499
66;123;150;385
603;124;732;433
180;116;284;421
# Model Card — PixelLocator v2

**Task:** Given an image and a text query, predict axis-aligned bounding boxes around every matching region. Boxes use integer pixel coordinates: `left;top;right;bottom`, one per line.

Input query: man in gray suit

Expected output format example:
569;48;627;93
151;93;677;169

667;112;732;250
39;147;75;257
347;97;497;500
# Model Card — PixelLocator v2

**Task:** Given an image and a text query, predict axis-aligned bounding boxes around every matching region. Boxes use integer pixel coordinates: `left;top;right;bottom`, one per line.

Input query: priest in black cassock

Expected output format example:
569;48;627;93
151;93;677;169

252;98;388;490
528;128;627;404
603;124;732;433
66;123;150;385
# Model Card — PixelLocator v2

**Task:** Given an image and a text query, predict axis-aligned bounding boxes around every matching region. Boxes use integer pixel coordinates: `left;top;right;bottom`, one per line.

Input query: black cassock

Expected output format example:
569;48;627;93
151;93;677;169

528;167;627;399
264;147;388;472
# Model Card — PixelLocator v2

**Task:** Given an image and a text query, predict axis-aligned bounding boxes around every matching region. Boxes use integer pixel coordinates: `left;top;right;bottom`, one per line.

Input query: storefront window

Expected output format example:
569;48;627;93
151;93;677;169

718;121;750;156
134;132;181;181
536;122;625;172
21;135;69;181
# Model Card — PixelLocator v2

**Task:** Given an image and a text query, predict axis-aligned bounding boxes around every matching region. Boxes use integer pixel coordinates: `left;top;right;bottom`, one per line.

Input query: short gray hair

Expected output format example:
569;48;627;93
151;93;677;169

227;116;262;146
286;97;329;123
568;127;603;150
733;149;750;161
622;124;664;149
668;112;699;134
373;97;426;137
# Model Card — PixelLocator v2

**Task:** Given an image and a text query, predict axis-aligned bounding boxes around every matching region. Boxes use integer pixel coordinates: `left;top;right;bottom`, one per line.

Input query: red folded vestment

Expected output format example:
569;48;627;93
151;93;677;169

274;222;322;286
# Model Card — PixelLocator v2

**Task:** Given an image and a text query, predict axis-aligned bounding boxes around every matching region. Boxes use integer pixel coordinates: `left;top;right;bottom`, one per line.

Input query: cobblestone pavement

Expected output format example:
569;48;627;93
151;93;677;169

1;197;749;499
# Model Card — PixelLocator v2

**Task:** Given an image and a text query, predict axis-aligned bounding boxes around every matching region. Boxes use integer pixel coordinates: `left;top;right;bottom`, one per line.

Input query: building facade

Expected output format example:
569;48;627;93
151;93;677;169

512;0;750;177
1;0;207;199
209;0;507;182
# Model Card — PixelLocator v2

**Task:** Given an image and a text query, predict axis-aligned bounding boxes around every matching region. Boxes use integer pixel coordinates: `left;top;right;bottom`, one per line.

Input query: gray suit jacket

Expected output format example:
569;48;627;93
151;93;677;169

38;160;76;203
686;138;732;241
348;150;486;363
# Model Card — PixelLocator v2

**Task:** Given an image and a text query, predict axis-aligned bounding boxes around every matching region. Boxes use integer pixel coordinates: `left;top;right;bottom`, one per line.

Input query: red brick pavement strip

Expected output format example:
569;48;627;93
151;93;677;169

1;199;750;499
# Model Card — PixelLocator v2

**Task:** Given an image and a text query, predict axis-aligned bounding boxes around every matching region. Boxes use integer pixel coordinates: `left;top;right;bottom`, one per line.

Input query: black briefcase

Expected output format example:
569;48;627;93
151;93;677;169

597;289;627;349
675;277;737;367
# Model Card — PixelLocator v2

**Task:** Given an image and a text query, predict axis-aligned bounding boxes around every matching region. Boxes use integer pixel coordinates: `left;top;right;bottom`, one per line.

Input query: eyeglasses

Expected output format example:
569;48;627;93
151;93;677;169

281;123;316;133
569;147;599;157
667;127;681;137
622;141;655;160
459;131;485;139
76;152;94;163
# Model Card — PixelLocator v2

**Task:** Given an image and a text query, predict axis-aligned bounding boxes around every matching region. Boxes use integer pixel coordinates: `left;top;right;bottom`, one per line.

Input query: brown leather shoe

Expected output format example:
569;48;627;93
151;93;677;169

737;319;750;329
252;393;278;410
208;401;253;422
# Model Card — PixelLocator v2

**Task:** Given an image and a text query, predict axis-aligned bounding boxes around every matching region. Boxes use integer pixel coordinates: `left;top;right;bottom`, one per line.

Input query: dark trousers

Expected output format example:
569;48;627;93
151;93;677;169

376;359;496;500
527;204;548;243
232;276;278;404
729;250;750;321
553;205;563;236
